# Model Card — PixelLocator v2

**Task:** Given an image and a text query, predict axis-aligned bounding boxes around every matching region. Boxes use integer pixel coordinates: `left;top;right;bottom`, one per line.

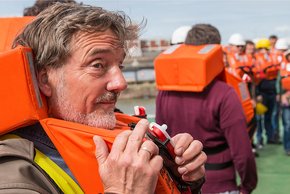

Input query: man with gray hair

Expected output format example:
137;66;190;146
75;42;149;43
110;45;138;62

0;2;206;194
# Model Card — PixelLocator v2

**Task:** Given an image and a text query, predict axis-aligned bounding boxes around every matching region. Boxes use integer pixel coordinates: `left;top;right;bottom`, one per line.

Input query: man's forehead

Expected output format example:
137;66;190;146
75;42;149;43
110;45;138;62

72;30;123;48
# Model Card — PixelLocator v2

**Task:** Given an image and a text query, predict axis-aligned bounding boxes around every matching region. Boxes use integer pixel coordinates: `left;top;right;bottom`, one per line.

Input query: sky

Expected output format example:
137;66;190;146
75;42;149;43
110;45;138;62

1;0;290;44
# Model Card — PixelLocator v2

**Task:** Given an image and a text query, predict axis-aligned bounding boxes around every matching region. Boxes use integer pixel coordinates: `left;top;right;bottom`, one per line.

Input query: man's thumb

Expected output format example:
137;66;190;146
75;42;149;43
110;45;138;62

93;135;109;164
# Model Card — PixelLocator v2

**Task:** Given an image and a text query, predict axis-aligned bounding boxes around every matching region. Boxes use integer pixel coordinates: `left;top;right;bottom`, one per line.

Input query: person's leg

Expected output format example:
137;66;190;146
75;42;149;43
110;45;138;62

263;94;276;143
256;114;264;148
272;100;281;142
282;106;290;154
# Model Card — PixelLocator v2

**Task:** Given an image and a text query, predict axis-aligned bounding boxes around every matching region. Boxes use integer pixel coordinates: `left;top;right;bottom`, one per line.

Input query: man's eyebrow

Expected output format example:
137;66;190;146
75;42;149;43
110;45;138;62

88;48;126;60
88;48;111;57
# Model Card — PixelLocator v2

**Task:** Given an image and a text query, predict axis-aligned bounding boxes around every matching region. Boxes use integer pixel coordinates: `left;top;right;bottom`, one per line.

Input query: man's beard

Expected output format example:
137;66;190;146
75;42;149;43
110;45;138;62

49;75;117;130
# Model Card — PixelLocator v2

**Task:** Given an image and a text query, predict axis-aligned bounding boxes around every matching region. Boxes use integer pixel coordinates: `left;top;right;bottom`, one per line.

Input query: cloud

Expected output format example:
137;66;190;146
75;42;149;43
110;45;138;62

275;25;290;33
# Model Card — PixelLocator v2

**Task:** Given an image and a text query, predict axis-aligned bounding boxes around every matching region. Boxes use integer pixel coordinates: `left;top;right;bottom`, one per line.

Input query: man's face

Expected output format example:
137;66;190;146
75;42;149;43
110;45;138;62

269;38;277;48
46;30;127;129
245;44;255;55
232;45;244;54
258;48;269;54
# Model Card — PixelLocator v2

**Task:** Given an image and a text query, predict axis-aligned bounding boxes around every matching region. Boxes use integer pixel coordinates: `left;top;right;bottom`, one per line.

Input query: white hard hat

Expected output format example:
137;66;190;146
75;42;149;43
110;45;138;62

228;33;245;46
171;25;191;45
275;38;289;50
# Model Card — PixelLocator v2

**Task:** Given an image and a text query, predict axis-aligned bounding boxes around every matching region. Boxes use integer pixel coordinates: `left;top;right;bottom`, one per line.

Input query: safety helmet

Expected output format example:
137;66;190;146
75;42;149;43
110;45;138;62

171;25;191;45
228;33;245;46
256;38;271;49
275;38;289;50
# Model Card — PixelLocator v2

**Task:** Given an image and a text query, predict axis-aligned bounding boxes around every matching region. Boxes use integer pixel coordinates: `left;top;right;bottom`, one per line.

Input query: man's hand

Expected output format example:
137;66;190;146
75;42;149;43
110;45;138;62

94;119;163;194
172;133;207;182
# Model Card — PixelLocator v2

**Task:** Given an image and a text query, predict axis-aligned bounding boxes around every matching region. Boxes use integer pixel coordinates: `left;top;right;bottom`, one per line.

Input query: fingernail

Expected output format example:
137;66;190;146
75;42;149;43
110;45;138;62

178;167;188;174
175;147;184;155
175;156;184;165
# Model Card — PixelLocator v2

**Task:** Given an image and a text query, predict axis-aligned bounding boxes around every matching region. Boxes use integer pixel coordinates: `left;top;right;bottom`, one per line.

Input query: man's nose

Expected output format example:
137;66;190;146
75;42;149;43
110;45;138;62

106;66;127;92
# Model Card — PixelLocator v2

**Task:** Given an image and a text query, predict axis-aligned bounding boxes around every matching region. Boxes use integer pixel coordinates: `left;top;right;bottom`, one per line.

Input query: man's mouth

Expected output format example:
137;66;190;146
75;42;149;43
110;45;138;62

95;92;118;104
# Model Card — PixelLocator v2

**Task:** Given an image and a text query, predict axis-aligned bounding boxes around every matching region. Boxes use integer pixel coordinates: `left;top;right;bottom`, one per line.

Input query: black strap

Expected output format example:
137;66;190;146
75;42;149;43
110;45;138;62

203;143;228;155
205;160;233;170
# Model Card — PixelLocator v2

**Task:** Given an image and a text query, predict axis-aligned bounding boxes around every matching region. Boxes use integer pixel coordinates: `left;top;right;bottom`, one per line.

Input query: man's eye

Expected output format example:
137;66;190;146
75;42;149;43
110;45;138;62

91;62;104;69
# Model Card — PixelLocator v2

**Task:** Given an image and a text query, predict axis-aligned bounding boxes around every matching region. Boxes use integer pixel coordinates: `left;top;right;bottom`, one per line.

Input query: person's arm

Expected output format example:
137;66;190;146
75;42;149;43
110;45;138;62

220;88;258;194
94;119;163;194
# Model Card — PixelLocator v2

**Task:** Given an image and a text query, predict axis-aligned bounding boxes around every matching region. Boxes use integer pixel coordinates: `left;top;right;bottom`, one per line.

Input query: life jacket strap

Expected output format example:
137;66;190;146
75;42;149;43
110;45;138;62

203;143;228;155
205;160;233;170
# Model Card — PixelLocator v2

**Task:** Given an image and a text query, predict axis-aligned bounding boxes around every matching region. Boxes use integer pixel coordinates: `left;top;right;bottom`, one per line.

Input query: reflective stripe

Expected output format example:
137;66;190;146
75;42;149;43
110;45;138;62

1;134;83;194
34;149;84;194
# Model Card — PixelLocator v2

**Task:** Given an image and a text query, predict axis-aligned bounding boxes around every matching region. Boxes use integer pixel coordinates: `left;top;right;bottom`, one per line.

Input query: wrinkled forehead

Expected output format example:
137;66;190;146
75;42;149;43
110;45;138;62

70;30;124;51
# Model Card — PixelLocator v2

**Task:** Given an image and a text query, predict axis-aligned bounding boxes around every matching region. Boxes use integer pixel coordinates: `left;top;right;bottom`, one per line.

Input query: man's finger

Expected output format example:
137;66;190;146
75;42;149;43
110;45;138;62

94;135;109;164
125;119;149;153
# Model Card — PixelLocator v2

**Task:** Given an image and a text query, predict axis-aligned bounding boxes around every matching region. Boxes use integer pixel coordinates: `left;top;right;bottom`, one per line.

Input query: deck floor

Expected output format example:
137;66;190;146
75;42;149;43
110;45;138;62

253;143;290;194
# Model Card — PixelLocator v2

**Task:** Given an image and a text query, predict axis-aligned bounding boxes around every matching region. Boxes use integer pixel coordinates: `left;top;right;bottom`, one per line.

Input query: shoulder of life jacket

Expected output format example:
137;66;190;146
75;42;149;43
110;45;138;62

154;44;224;92
0;47;182;194
0;16;34;52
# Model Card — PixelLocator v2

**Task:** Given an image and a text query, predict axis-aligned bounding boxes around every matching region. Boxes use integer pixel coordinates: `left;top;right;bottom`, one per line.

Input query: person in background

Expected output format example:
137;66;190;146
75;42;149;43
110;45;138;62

270;38;289;143
269;34;278;53
245;40;256;56
170;25;192;45
255;38;280;148
280;49;290;156
155;23;257;194
0;3;206;193
244;40;257;94
226;33;247;77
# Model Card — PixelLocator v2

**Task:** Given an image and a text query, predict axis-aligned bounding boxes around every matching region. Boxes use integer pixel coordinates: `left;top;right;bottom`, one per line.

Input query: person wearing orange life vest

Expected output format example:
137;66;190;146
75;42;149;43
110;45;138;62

155;24;257;194
0;3;207;194
226;33;252;79
280;49;290;155
270;38;289;143
243;40;260;94
255;38;281;148
225;38;259;152
269;34;278;53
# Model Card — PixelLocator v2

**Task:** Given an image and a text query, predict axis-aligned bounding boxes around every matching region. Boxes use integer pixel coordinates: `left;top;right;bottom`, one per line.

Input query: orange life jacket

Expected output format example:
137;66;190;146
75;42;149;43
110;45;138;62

0;46;182;194
280;56;290;90
226;53;254;81
154;44;254;131
0;16;34;52
154;44;225;92
255;52;279;80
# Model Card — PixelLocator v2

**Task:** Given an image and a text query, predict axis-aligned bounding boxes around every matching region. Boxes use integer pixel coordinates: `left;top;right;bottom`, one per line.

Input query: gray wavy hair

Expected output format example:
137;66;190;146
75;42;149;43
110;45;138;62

13;2;140;72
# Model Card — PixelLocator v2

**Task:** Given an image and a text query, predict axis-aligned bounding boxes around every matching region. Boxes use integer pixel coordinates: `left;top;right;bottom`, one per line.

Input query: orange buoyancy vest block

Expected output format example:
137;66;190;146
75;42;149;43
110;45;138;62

154;44;224;92
0;47;48;135
0;17;34;52
0;47;182;194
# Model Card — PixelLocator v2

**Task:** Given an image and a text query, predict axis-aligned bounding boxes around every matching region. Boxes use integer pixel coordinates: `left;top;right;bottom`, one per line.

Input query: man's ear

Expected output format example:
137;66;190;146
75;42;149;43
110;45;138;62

37;69;52;97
